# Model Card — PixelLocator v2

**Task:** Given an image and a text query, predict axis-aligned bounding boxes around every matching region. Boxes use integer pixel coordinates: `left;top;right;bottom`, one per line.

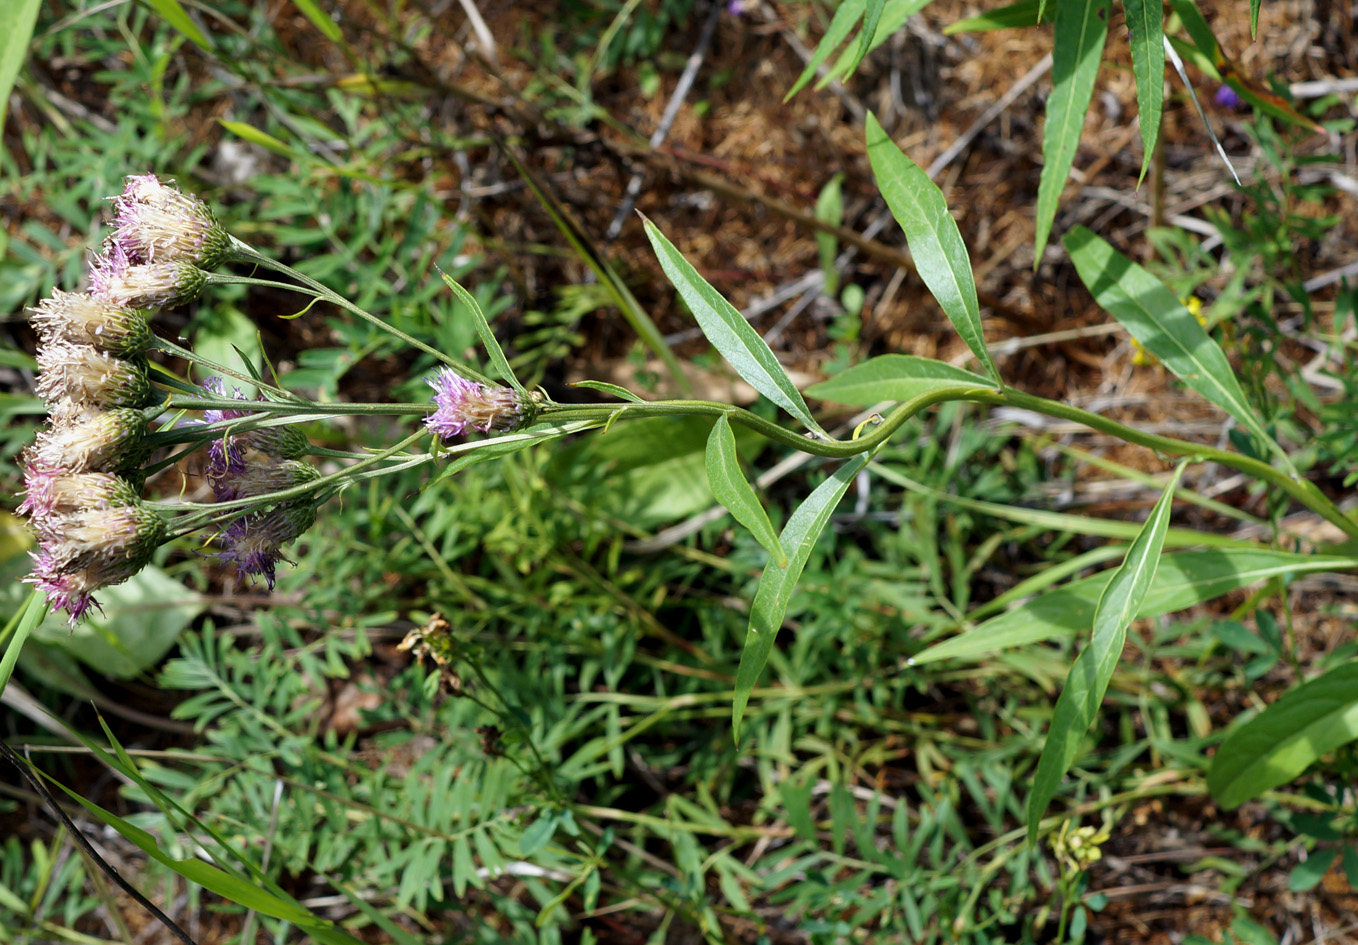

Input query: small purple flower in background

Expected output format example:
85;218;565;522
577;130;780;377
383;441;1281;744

109;174;231;269
1215;85;1243;110
425;367;528;440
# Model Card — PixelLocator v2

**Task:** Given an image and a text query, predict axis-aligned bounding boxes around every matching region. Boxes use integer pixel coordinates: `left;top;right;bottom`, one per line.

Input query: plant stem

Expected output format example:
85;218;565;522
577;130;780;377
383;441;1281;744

223;238;495;385
537;385;1358;541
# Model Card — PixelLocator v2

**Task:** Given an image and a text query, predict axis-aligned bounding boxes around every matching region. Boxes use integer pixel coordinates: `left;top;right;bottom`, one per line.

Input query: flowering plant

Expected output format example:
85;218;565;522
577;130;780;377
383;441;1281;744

12;163;1358;831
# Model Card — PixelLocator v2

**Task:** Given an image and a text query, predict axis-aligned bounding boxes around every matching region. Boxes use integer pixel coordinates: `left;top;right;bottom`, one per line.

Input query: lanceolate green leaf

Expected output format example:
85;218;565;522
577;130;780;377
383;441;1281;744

945;0;1051;34
912;550;1358;666
865;115;999;383
807;355;992;405
785;0;865;101
643;217;821;432
1065;226;1293;473
706;415;787;568
733;453;870;739
1124;0;1164;184
1026;462;1185;841
144;0;212;50
0;0;40;139
291;0;343;41
1033;0;1109;265
850;0;887;78
1250;0;1260;38
438;269;526;394
1209;662;1358;809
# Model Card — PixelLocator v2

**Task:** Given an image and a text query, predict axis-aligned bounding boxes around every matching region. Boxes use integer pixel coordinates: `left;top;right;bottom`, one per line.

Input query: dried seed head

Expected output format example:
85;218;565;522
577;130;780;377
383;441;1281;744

28;291;153;357
424;368;530;440
110;174;230;269
27;409;146;474
36;343;154;410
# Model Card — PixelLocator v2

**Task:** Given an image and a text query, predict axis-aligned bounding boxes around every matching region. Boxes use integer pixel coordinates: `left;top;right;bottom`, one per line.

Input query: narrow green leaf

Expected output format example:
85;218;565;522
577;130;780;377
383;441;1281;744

570;380;647;403
1209;661;1358;808
864;115;999;383
1033;0;1109;264
0;0;40;138
706;415;787;568
806;354;992;405
849;0;887;77
785;0;866;101
1064;226;1292;473
437;269;526;394
1026;462;1186;840
643;217;820;432
945;0;1051;34
0;591;45;700
291;0;343;41
144;0;212;50
733;453;870;739
35;771;360;943
822;0;933;84
1166;0;1220;63
1249;0;1260;38
815;174;845;296
496;133;689;395
1124;0;1164;184
912;550;1358;666
217;119;299;159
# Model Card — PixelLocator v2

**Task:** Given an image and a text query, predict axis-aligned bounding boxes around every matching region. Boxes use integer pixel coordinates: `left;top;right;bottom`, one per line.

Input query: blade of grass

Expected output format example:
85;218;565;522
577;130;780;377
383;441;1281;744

0;0;40;138
495;137;689;395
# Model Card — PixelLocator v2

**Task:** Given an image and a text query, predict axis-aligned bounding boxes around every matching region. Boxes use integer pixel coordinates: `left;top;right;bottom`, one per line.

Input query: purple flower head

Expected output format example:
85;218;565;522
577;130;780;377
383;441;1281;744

109;174;230;270
90;241;208;309
24;502;166;626
36;343;154;411
29;291;153;357
424;368;527;440
215;500;318;590
200;376;254;425
1215;85;1243;109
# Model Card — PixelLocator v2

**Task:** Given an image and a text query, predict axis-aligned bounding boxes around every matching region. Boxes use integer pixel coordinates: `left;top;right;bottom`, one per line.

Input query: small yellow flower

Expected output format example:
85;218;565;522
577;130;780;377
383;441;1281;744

1049;820;1111;871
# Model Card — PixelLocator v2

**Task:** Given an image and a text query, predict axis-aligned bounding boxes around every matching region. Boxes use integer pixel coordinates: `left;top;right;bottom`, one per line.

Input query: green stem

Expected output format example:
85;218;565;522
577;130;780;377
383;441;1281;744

537;385;1358;541
223;238;494;385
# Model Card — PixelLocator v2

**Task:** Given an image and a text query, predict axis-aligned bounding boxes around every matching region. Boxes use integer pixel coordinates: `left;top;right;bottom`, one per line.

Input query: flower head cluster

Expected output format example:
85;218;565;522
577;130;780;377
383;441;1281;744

424;368;531;440
196;378;318;588
88;175;227;309
20;174;234;623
